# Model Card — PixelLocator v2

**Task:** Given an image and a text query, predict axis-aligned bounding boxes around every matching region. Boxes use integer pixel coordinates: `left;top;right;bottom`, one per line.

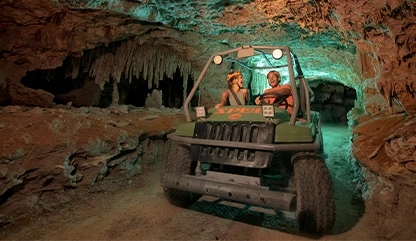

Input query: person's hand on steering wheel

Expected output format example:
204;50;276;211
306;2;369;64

256;92;289;110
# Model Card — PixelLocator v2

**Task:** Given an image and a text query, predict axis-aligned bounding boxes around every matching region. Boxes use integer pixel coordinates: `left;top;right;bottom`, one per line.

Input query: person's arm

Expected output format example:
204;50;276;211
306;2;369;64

255;87;273;105
279;84;291;96
215;91;229;108
272;85;291;102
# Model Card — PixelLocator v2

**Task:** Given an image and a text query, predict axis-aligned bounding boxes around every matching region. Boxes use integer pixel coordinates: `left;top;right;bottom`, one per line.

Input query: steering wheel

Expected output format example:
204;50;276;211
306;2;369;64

258;91;289;110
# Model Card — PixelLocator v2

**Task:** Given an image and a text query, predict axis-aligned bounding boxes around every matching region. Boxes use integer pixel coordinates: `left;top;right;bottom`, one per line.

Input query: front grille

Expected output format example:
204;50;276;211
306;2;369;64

191;122;275;168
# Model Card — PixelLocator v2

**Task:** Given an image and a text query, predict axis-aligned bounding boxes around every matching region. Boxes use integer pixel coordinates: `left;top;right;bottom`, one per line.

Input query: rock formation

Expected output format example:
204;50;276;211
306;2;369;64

0;0;415;239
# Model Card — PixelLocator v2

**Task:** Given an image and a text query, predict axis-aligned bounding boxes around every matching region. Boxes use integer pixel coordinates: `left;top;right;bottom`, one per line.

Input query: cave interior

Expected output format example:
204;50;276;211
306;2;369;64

0;0;415;239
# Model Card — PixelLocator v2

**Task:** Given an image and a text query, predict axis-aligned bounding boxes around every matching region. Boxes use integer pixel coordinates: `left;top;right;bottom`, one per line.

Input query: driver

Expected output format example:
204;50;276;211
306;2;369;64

254;70;293;114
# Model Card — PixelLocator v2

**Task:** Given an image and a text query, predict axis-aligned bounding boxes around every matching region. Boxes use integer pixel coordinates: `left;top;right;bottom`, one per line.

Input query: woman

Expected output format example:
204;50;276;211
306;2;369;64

215;71;249;108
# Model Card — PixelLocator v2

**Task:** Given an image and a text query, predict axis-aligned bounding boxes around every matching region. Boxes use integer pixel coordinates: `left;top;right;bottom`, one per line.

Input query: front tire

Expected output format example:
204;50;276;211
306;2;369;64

163;141;202;207
292;152;335;233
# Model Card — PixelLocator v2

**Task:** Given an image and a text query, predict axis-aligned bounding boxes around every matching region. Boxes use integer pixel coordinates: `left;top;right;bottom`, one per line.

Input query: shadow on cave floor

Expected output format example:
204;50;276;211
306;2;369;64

187;182;365;238
331;177;366;235
188;196;312;238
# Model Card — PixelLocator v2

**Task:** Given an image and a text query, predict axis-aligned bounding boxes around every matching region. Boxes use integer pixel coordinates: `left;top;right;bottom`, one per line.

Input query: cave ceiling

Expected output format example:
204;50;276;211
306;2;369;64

0;0;415;112
60;0;361;86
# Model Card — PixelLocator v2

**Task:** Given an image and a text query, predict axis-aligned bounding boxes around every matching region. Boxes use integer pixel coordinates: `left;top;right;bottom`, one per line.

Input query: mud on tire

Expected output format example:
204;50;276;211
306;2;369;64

163;141;202;207
292;152;335;233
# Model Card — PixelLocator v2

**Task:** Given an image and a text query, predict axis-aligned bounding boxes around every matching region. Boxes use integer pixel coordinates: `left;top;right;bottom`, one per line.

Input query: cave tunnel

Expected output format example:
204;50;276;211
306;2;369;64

309;81;357;124
2;0;416;239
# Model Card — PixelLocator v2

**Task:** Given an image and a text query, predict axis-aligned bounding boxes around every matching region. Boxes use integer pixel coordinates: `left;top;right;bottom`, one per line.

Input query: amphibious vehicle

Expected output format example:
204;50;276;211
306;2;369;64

161;45;335;233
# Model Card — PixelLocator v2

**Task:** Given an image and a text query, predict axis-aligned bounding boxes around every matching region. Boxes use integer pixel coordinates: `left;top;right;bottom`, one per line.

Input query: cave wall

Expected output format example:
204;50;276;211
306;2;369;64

0;0;415;238
0;104;185;228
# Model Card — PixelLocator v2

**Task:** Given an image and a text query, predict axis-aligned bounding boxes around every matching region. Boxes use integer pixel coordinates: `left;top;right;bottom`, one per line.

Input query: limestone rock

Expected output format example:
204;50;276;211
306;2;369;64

8;82;54;108
54;80;101;107
145;89;163;109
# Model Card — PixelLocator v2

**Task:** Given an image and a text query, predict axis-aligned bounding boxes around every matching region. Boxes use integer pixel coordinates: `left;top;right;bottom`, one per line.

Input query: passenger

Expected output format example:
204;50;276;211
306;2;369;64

215;71;249;108
254;70;293;114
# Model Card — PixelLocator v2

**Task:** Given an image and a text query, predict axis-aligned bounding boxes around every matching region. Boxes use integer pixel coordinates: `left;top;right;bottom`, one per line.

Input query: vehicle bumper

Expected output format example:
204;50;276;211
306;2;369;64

161;173;296;211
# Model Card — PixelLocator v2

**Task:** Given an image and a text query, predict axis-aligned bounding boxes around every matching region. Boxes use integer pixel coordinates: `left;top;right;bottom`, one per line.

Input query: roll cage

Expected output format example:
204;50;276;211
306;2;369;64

184;45;314;125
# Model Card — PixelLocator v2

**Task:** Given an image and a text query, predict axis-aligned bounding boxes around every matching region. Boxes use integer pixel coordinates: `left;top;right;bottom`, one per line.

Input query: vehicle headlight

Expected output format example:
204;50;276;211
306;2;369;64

261;105;275;118
213;55;223;65
272;49;283;60
195;106;207;118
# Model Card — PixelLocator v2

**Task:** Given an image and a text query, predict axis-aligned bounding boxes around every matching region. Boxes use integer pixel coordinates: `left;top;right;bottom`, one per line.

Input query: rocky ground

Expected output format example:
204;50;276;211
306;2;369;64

1;123;371;240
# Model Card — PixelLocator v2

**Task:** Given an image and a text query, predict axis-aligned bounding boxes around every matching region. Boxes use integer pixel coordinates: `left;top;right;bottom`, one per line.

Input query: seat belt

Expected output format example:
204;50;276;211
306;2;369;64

228;85;242;105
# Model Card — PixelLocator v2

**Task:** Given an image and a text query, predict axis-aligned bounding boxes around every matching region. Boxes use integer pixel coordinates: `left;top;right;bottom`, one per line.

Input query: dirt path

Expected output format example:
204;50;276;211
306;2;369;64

2;124;375;240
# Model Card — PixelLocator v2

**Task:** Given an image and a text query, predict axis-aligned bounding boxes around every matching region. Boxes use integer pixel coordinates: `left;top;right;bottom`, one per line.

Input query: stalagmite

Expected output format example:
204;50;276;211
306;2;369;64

112;80;119;106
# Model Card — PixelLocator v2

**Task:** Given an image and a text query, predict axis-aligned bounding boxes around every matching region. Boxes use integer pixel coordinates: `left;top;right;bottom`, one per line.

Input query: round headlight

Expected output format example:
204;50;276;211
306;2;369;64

213;55;223;65
272;49;283;59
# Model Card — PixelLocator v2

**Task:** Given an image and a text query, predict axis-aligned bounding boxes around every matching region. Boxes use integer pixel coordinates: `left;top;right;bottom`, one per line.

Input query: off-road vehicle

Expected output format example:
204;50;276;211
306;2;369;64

161;45;335;233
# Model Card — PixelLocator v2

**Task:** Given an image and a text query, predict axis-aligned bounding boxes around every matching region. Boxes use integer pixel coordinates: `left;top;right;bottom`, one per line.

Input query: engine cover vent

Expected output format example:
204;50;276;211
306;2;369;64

191;122;275;168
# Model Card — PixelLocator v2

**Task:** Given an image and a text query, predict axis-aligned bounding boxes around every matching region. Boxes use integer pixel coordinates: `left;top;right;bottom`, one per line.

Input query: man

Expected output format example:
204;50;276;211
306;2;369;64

215;71;249;108
255;70;293;114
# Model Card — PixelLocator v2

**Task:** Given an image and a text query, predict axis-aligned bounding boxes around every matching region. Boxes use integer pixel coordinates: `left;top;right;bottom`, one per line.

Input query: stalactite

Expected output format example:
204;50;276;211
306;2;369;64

112;41;130;83
148;55;154;88
89;53;115;89
143;59;149;88
124;41;135;83
81;39;193;95
128;64;132;84
131;47;141;82
68;58;80;79
156;56;163;87
59;40;194;108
